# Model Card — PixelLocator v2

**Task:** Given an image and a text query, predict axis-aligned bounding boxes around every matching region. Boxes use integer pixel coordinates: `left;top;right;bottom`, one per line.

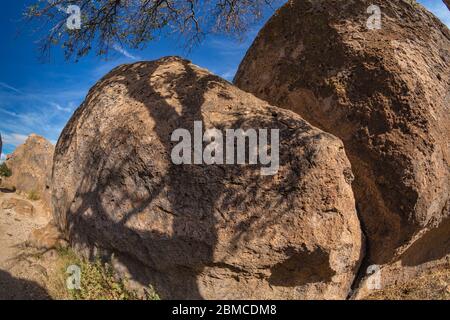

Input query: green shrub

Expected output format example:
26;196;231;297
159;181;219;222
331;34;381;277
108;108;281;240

58;248;159;300
0;163;12;177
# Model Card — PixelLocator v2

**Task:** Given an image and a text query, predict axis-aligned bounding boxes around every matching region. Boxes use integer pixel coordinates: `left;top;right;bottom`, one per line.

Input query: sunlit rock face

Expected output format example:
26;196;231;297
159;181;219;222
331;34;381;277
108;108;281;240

2;134;54;214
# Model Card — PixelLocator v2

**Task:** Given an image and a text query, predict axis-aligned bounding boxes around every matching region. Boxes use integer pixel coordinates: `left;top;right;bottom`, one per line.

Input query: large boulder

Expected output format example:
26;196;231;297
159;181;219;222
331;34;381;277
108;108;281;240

1;134;54;212
235;0;450;265
52;57;362;299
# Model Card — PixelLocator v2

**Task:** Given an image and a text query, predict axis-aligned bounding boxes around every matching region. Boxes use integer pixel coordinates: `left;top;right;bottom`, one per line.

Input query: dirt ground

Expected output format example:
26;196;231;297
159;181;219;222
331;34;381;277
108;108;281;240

0;189;448;300
0;190;56;299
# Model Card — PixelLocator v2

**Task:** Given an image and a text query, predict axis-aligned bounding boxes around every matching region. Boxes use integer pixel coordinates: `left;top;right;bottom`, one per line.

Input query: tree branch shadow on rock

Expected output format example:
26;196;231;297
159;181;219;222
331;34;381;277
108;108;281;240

54;58;339;299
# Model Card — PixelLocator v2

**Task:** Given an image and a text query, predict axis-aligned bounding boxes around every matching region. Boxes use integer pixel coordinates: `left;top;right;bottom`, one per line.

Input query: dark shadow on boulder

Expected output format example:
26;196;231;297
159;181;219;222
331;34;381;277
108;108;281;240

400;216;450;267
53;58;339;299
269;247;335;286
57;59;221;299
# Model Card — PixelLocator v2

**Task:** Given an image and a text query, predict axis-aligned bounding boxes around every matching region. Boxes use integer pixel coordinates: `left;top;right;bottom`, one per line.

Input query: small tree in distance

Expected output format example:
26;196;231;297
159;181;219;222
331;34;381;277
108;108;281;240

24;0;279;61
0;163;12;178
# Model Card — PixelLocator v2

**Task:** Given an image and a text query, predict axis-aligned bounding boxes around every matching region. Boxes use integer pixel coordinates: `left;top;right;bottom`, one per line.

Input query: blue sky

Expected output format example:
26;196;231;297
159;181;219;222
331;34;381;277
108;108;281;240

0;0;449;160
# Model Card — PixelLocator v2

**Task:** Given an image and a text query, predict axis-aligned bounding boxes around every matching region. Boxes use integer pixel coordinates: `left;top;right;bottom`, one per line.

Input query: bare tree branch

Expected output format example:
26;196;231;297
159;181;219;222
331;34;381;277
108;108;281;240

24;0;279;60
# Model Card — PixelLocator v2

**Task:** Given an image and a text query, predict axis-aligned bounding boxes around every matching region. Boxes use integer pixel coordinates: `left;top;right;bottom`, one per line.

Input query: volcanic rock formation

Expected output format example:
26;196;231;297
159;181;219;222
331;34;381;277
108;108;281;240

234;0;450;265
52;57;362;299
1;134;54;213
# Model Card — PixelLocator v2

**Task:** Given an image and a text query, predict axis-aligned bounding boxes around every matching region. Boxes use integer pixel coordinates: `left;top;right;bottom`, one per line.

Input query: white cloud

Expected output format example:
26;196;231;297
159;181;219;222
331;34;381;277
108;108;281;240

112;43;141;60
0;81;85;112
0;81;84;151
50;102;72;113
2;133;28;146
0;153;6;163
206;26;260;56
0;108;19;117
0;82;21;93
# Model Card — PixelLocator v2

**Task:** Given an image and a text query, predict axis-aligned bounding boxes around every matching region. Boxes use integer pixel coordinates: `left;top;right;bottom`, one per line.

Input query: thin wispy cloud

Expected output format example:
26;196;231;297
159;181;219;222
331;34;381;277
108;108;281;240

2;133;28;146
50;102;72;113
91;58;130;79
0;82;82;113
0;81;86;152
0;82;21;93
206;25;260;54
112;43;141;60
0;108;19;117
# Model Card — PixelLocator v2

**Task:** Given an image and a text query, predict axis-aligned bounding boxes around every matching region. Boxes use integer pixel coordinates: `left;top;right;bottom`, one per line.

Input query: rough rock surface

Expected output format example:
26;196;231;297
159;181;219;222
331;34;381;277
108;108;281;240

1;198;35;217
27;221;65;250
2;134;54;213
235;0;450;265
52;56;362;299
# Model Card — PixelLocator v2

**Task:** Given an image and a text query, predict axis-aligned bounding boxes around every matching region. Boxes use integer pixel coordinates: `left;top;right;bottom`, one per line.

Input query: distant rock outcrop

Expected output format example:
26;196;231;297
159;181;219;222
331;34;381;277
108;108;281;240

52;57;362;299
1;134;54;213
235;0;450;265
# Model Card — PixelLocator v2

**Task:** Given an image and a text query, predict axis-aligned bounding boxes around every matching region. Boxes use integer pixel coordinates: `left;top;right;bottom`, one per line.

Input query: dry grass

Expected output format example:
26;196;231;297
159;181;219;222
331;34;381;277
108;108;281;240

45;247;160;300
27;190;41;201
366;267;450;300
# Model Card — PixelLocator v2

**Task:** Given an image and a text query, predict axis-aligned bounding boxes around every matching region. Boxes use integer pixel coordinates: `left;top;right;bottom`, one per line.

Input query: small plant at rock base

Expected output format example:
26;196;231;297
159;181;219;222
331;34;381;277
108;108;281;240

0;163;12;177
143;285;161;301
70;258;139;300
27;190;41;201
56;247;159;300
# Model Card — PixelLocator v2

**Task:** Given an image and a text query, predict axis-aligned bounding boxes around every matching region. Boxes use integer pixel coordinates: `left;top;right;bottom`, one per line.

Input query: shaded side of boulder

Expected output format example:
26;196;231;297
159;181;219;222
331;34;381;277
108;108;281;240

52;57;362;299
2;134;54;213
235;0;450;265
